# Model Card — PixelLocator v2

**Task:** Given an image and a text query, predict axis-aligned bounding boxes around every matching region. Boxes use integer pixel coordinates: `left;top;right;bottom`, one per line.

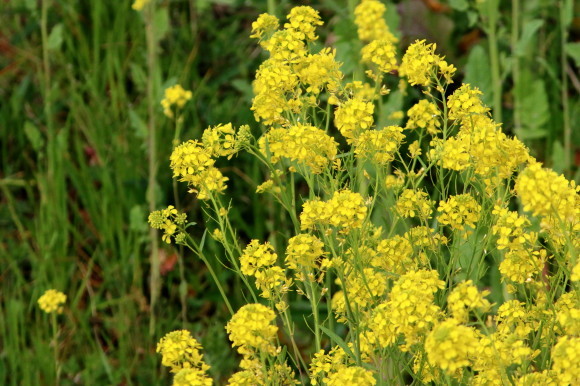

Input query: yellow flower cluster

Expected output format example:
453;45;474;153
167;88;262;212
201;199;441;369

250;13;279;40
395;188;434;220
368;270;444;349
240;240;291;300
132;0;151;11
148;205;187;244
361;39;398;74
437;193;481;232
285;233;326;271
354;0;397;43
334;96;374;143
372;234;417;275
173;368;212;386
405;99;441;135
326;366;376;385
447;280;491;323
202;123;240;159
425;319;480;374
354;125;405;165
38;289;67;314
170;140;228;200
399;40;455;86
551;336;580;384
447;84;489;121
161;84;193;118
516;161;579;222
250;7;343;126
300;189;367;233
260;124;338;174
156;330;210;375
225;304;278;356
285;6;323;42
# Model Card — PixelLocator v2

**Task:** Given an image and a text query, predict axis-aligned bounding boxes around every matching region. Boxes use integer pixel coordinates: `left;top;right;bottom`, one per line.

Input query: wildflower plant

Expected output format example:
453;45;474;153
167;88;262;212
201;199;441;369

149;3;579;384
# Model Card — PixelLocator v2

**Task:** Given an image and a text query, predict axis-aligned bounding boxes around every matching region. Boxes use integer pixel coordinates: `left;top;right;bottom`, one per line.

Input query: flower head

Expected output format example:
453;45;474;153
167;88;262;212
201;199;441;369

38;289;67;314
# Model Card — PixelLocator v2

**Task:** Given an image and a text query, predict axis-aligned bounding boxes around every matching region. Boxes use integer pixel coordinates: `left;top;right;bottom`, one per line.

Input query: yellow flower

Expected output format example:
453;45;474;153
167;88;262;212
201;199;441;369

259;124;338;174
148;205;187;244
294;48;343;94
173;368;213;386
326;366;376;385
447;83;489;121
300;190;367;233
354;125;405;165
551;336;580;384
38;289;67;314
361;39;398;74
285;234;326;271
156;330;209;374
399;40;440;86
161;84;193;118
250;13;279;40
132;0;151;11
240;240;277;277
425;319;479;374
447;280;491;323
225;304;278;356
285;6;323;42
405;99;441;135
395;188;434;220
437;194;481;232
334;96;374;143
202;123;238;159
354;0;397;43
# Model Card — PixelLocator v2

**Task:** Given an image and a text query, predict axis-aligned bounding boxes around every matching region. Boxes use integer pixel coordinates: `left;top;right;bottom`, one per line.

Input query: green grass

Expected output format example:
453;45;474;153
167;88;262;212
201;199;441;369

0;0;578;384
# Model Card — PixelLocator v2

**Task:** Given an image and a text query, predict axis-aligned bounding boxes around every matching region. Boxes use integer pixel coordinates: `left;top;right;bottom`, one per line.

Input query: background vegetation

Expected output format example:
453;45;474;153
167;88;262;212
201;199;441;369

1;0;578;384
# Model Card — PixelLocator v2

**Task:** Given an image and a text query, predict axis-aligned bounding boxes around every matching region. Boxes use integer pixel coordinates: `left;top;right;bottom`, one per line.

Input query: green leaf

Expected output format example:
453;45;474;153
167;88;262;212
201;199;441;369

153;7;169;41
449;0;469;12
464;45;492;107
518;79;549;134
23;121;44;152
551;140;566;174
47;23;64;51
515;19;543;57
565;42;580;68
562;0;573;28
378;90;403;127
319;325;356;359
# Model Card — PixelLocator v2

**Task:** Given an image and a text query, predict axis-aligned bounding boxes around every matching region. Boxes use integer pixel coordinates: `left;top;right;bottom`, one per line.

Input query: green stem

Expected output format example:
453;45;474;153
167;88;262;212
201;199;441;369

198;252;235;316
487;0;503;123
145;2;160;336
559;2;571;176
511;0;521;132
51;313;61;385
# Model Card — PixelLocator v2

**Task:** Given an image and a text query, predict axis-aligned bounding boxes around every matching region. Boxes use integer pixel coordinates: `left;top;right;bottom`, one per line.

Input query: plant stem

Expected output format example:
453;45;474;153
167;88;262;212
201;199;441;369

559;2;571;176
511;0;521;132
51;313;61;385
145;3;160;336
487;0;503;123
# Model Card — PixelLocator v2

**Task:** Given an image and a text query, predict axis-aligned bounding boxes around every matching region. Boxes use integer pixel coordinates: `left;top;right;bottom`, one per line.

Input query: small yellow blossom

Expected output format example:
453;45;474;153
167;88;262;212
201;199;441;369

132;0;151;11
447;84;489;121
361;39;398;74
285;6;323;42
437;194;481;232
334;96;374;143
425;319;479;374
225;304;278;356
399;40;440;86
395;188;434;220
405;99;441;135
326;366;376;385
161;85;193;118
354;0;397;43
156;330;209;374
447;280;491;323
250;13;279;40
38;289;67;314
240;240;278;277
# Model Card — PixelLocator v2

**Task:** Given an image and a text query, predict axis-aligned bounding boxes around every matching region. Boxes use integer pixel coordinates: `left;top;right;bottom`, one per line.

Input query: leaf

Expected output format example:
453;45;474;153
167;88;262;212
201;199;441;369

562;0;573;28
154;7;169;41
23;121;44;152
319;325;356;359
47;24;64;51
464;45;492;107
515;19;543;57
565;42;580;68
449;0;469;12
378;90;403;127
551;140;566;174
518;79;549;134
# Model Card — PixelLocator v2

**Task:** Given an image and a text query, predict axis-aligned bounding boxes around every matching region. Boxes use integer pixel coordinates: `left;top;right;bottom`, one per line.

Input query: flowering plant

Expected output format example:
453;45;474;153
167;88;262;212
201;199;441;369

151;2;579;384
